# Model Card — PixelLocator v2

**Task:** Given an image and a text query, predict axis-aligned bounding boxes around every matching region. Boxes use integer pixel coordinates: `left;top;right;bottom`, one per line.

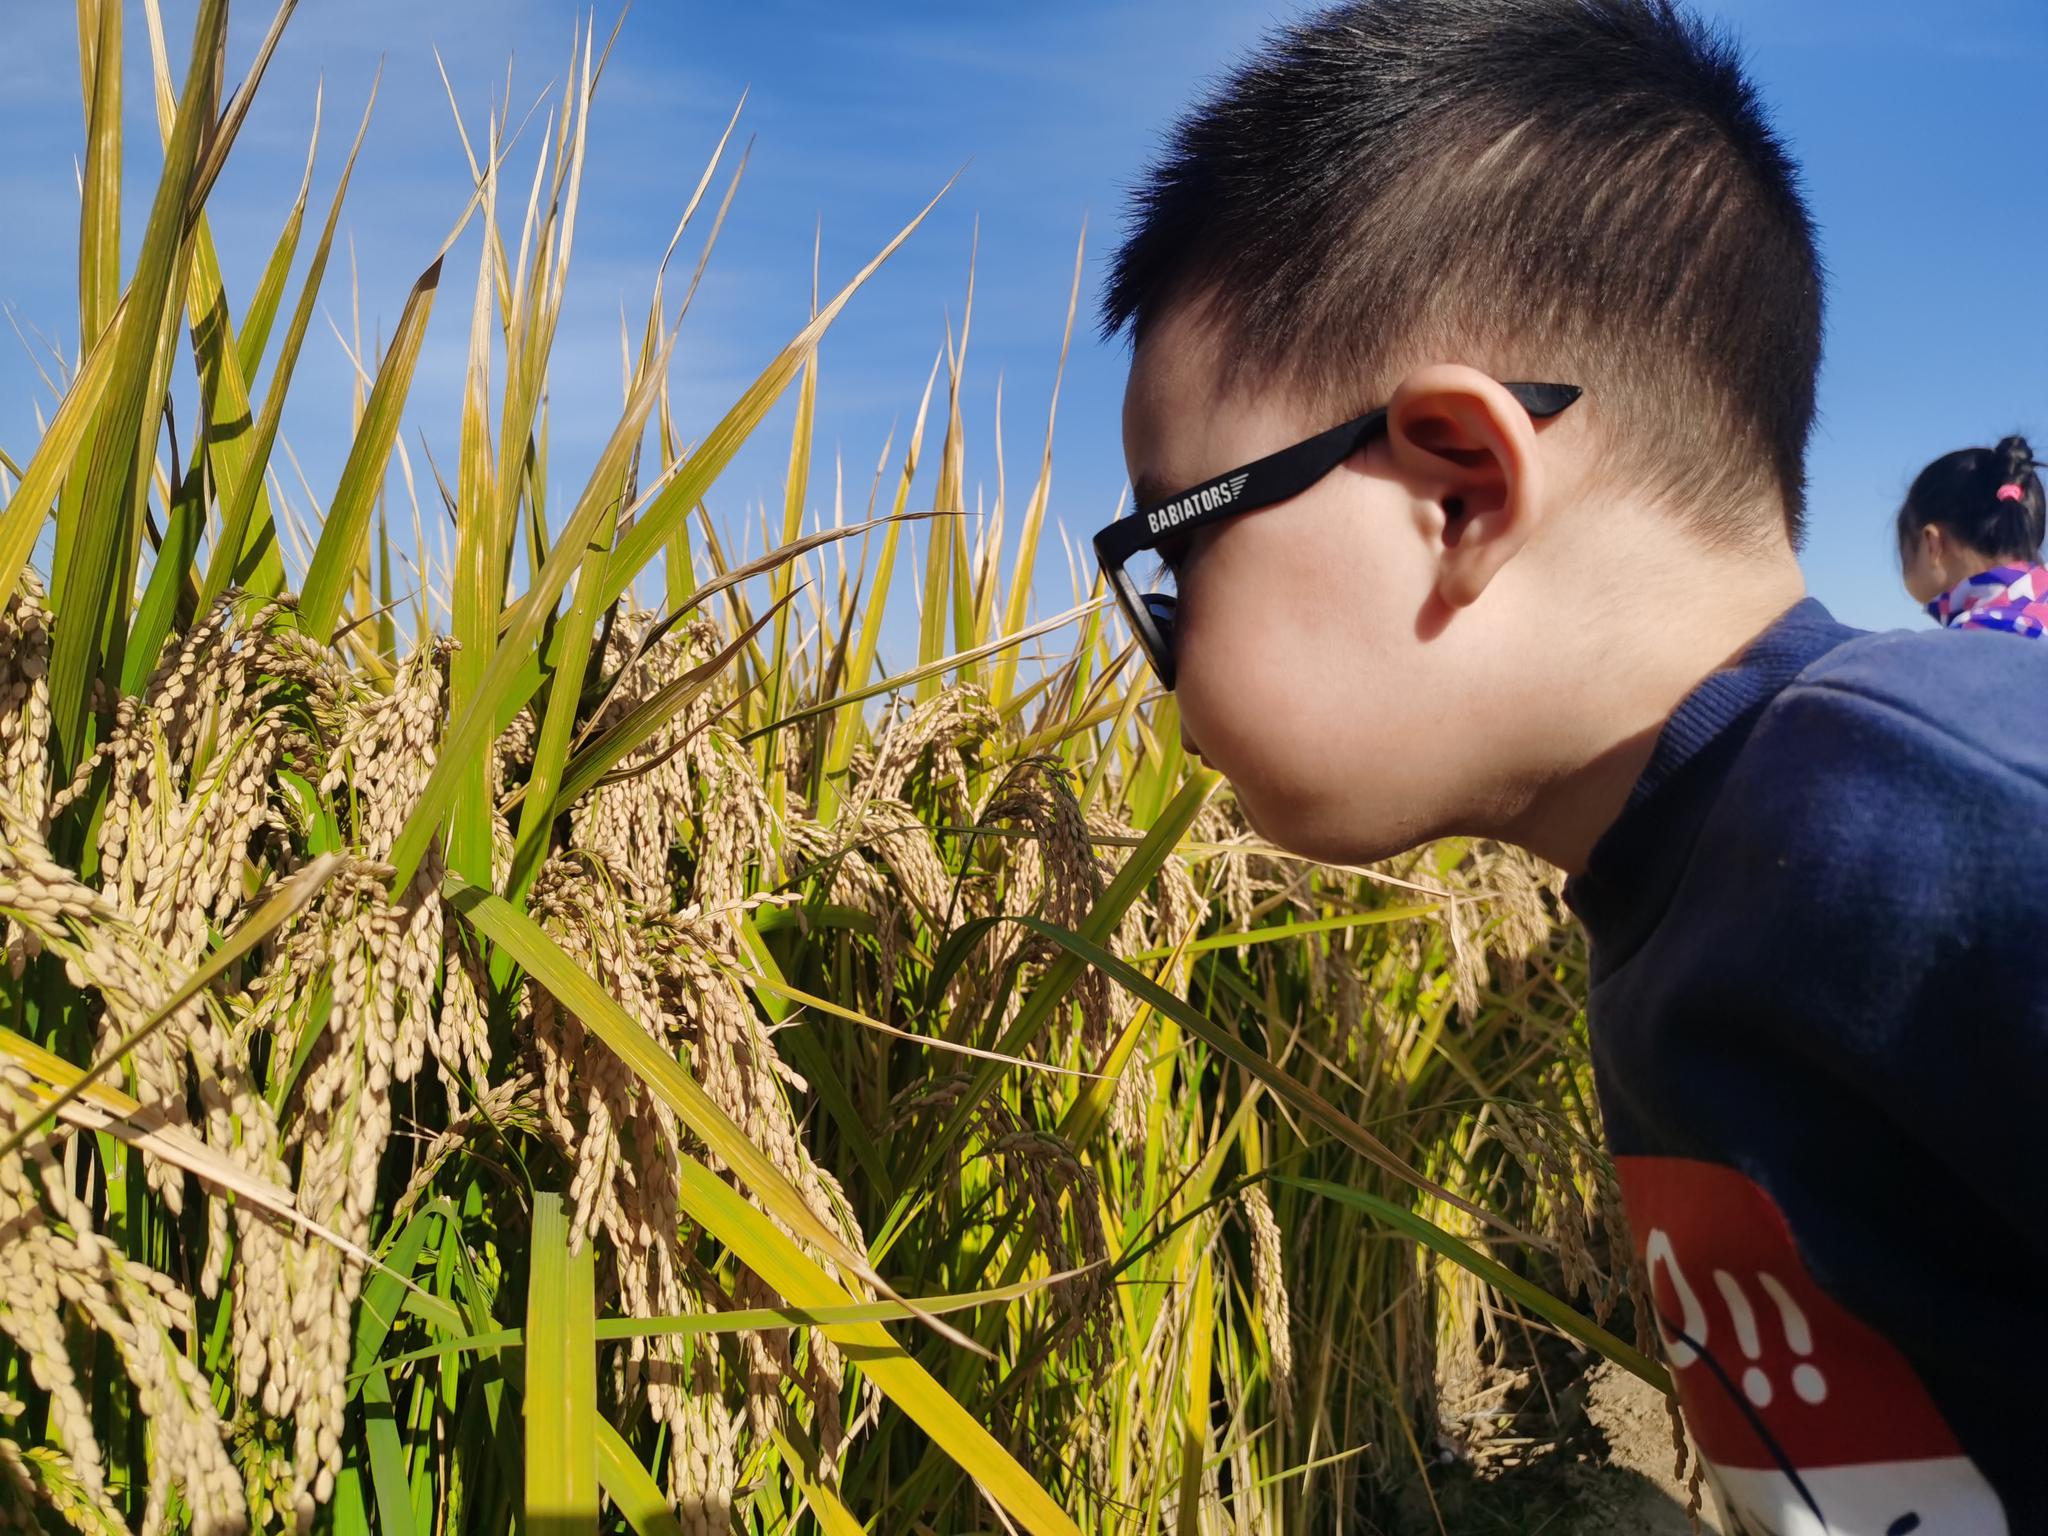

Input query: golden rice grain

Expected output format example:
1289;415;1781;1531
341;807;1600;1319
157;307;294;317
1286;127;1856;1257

1240;1183;1294;1413
0;1067;242;1534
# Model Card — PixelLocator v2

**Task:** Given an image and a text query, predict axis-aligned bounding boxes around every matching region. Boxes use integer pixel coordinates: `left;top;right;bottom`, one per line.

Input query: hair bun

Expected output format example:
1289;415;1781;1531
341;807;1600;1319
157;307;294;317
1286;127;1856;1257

1995;434;2036;483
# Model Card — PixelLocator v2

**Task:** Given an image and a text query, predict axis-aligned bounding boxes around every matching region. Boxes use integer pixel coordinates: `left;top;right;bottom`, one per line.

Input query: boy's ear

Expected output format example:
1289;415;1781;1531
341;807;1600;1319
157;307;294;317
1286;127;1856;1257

1385;365;1550;610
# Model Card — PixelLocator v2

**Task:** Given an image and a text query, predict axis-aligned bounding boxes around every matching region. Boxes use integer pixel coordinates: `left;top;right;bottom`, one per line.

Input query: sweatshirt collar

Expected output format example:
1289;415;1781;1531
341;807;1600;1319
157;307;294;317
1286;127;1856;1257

1563;598;1855;973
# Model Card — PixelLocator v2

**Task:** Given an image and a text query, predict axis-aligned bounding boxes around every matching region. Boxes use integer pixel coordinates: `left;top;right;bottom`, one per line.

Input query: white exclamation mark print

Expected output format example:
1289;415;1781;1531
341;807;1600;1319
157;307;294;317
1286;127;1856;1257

1757;1272;1827;1405
1711;1270;1772;1407
1645;1230;1706;1368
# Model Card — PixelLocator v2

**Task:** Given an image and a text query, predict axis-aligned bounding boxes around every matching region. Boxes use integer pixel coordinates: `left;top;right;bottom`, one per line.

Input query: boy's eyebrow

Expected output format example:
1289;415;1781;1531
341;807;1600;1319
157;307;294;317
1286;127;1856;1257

1131;471;1171;510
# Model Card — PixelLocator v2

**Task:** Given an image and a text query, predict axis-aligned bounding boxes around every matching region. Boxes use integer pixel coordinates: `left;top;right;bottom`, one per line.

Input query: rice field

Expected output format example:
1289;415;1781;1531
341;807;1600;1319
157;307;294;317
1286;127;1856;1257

0;5;1667;1532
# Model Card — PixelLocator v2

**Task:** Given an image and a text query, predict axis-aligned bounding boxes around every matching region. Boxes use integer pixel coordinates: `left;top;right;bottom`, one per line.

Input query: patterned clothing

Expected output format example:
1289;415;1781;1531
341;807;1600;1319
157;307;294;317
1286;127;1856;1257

1926;562;2048;638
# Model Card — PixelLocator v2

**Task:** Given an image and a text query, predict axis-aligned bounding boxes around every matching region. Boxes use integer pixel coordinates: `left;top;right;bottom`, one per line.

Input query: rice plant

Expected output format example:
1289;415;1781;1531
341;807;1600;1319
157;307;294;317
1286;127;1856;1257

0;5;1662;1533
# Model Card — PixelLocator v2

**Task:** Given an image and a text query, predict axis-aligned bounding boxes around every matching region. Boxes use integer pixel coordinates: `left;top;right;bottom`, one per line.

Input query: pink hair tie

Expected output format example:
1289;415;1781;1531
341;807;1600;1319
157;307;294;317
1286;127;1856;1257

1997;483;2027;503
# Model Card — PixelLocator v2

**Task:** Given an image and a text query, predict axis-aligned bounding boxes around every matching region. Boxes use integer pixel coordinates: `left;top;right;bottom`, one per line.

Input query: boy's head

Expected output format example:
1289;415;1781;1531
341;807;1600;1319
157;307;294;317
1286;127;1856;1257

1106;0;1822;865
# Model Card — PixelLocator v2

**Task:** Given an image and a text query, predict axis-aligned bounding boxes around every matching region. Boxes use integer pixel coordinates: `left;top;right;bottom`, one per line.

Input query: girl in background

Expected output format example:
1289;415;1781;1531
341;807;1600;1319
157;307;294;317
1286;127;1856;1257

1898;435;2048;637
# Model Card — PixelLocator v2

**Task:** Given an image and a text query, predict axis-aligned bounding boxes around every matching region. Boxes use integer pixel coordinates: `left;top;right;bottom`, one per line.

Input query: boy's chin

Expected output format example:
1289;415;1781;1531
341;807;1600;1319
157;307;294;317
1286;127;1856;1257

1233;789;1429;867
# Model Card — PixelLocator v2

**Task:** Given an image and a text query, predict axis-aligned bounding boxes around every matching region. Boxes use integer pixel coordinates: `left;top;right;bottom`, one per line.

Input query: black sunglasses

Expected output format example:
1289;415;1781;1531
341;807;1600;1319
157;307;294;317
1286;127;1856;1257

1093;381;1582;689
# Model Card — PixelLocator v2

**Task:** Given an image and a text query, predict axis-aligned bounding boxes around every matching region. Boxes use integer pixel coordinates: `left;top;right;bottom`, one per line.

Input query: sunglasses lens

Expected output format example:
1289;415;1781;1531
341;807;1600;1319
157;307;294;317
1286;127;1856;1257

1141;591;1177;650
1107;564;1176;688
1143;593;1177;690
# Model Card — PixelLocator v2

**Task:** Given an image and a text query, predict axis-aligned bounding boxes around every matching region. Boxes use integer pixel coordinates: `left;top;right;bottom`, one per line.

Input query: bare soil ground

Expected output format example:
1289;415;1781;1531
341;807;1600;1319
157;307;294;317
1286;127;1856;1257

1568;1364;1722;1536
1415;1360;1723;1535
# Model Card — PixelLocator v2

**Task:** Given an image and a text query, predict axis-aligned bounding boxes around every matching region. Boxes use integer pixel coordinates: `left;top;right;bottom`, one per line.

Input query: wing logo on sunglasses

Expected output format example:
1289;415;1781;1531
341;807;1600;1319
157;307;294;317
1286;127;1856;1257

1146;472;1251;535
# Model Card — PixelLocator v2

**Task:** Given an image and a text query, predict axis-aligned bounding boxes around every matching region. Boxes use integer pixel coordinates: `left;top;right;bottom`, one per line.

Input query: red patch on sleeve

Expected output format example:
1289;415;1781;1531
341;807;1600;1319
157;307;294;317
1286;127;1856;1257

1615;1155;1960;1472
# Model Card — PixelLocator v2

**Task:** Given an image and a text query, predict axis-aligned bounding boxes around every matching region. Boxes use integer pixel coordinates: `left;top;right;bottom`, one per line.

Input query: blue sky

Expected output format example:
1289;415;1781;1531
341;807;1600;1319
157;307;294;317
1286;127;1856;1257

3;0;2047;637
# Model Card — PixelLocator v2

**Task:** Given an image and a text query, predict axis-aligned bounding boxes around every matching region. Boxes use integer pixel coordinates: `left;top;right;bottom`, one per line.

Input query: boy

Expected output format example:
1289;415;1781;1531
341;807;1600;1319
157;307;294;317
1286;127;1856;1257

1095;2;2048;1532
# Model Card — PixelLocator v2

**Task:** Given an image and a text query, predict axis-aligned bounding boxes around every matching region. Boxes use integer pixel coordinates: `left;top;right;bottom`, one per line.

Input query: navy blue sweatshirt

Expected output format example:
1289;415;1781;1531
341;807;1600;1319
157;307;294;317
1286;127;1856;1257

1565;599;2048;1536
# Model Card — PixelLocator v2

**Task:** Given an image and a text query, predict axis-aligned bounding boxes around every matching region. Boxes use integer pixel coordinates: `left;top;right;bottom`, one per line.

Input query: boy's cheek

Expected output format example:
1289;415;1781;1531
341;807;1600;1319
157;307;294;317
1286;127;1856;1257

1175;650;1276;800
1175;614;1448;862
1177;641;1335;819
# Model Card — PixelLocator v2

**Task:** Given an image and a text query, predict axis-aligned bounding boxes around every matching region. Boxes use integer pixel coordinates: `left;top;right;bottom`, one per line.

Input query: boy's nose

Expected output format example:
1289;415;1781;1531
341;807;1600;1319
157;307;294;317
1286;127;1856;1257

1180;724;1205;765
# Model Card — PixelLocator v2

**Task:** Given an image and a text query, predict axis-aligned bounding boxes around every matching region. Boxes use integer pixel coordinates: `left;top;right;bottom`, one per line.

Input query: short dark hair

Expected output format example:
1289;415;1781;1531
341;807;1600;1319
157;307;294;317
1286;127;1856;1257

1897;436;2046;567
1103;0;1825;546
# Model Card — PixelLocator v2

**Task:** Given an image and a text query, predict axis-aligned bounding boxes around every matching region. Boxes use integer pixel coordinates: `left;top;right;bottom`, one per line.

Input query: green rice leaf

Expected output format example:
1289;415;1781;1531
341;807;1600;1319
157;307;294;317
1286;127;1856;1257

989;226;1082;706
594;1421;680;1536
351;1201;440;1384
1058;925;1199;1151
888;770;1218;1228
45;0;226;776
762;341;817;778
196;76;377;616
1001;910;1544;1250
741;598;1104;745
724;960;1106;1081
671;1160;1078;1536
351;1203;431;1536
1124;904;1442;961
177;226;285;605
123;456;204;695
822;351;940;782
1274;1175;1671;1394
359;1364;419;1536
445;879;872;1280
453;885;1073;1534
234;102;319;385
444;148;503;886
394;502;913;892
76;0;122;352
129;0;298;625
297;252;445;642
594;178;954;609
525;1192;598;1531
1177;1248;1214;1536
184;0;297;215
0;303;126;605
506;493;617;905
769;1426;866;1536
360;1270;1089;1378
546;595;786;816
331;1470;370;1536
382;290;679;887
